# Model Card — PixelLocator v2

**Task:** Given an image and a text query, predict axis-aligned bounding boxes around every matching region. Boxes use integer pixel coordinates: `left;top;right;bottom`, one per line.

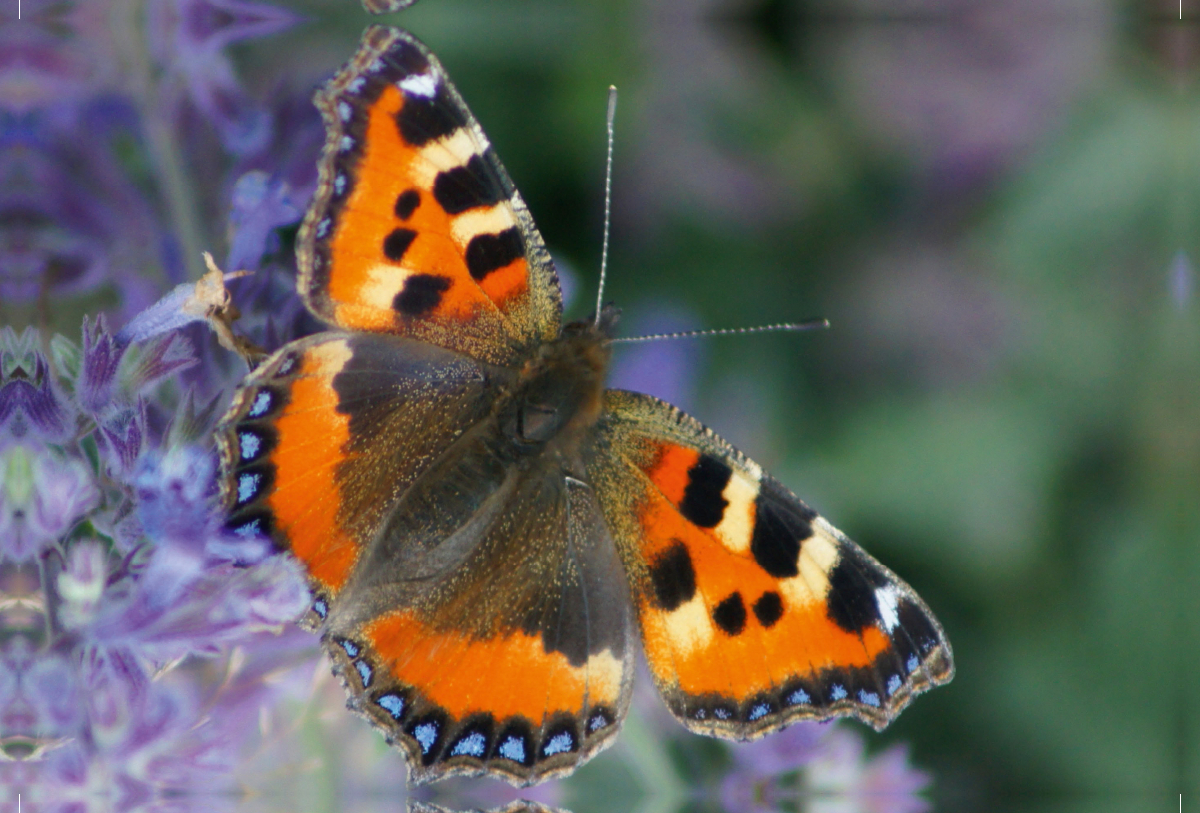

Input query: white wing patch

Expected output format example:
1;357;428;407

399;71;438;98
875;584;901;633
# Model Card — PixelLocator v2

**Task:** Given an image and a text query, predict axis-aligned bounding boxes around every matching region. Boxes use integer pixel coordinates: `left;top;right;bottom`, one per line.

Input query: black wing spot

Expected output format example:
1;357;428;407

382;227;417;262
394;189;420;220
752;591;784;628
826;547;888;633
432;154;507;215
393;85;466;147
712;591;747;636
680;454;731;528
393;274;451;317
897;599;943;657
749;498;812;578
465;227;523;281
648;540;697;611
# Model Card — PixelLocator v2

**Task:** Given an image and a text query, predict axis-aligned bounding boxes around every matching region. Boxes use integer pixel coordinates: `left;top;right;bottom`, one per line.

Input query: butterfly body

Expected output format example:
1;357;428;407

217;25;952;787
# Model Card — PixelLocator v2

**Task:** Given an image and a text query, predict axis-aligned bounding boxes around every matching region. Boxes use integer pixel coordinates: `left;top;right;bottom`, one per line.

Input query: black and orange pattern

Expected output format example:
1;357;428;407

217;25;952;788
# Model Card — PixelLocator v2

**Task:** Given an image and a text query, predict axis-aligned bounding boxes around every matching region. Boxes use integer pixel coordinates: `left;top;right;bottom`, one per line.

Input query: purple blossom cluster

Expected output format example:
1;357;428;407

0;317;312;810
1;1;323;810
1;0;311;333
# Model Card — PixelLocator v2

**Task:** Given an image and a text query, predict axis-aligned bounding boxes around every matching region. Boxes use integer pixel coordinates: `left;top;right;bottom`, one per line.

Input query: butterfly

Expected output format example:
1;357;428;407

217;25;953;787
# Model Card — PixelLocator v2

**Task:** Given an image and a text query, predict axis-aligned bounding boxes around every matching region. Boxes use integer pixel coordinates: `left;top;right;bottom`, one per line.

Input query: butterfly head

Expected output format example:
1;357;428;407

500;305;621;453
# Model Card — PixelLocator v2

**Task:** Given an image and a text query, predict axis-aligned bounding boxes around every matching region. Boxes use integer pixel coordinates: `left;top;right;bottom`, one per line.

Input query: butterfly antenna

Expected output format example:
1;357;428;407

609;318;831;344
594;85;618;327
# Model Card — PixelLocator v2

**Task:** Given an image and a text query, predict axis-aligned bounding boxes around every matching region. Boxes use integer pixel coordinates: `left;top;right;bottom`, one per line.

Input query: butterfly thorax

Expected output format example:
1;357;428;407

496;306;619;463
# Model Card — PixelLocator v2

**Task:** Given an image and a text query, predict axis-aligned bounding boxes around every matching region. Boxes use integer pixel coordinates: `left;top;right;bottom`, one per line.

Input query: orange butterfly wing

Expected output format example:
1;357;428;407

298;26;561;365
217;332;496;617
590;390;953;736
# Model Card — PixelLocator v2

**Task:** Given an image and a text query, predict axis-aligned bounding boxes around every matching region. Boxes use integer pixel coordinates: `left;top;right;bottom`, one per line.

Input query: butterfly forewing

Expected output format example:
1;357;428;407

299;25;562;365
589;390;953;737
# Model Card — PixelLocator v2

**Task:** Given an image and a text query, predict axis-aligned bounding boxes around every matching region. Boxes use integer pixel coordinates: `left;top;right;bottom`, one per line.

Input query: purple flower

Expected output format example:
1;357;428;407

226;170;307;273
0;447;100;561
148;0;302;155
97;399;148;476
0;349;70;441
0;316;312;807
804;728;932;813
122;333;199;397
718;725;934;813
79;314;124;416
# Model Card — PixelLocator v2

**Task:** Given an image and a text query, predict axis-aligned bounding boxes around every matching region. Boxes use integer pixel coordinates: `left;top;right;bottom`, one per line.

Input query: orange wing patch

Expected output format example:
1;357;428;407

322;609;627;784
218;336;364;607
264;340;361;594
363;611;623;723
297;26;561;365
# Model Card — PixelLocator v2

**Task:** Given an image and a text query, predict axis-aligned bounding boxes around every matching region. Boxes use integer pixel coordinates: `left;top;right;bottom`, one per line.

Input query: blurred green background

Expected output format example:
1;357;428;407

212;0;1199;809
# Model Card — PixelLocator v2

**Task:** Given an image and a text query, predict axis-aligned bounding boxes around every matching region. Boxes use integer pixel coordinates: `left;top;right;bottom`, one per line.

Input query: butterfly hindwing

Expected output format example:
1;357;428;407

298;25;562;366
220;328;634;785
324;460;634;785
589;390;953;737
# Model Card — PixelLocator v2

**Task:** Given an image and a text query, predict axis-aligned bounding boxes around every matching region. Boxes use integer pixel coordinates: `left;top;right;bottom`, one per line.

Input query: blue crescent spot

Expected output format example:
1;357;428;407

313;599;328;618
787;688;811;706
542;731;573;757
248;391;272;417
830;684;848;701
355;660;372;686
497;735;526;763
413;722;439;754
887;675;902;695
377;694;405;719
906;655;919;673
714;708;731;720
232;519;260;538
858;690;881;708
237;473;260;504
340;640;360;658
587;713;609;733
450;732;487;758
748;703;770;721
239;432;261;460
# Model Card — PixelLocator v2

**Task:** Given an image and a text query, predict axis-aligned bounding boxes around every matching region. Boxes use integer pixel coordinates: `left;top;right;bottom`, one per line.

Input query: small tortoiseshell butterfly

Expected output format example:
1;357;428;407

217;25;953;786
